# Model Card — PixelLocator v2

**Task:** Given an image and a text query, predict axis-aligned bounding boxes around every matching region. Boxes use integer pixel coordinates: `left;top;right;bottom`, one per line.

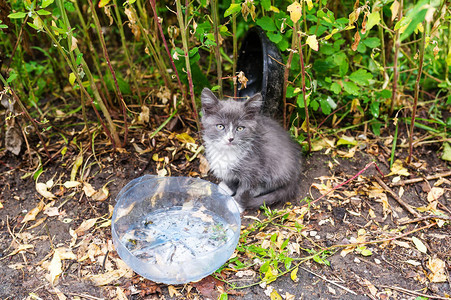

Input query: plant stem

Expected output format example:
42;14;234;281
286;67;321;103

41;21;118;148
132;4;171;88
112;0;142;105
0;74;51;160
175;0;199;128
298;37;311;153
390;116;399;168
89;0;128;147
211;0;223;97
378;8;388;88
149;0;187;103
282;24;299;129
390;0;403;115
73;1;112;107
232;0;238;97
407;22;426;164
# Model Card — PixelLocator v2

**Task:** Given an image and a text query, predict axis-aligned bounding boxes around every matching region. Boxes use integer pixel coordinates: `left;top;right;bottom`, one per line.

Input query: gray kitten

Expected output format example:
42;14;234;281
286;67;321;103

201;88;301;212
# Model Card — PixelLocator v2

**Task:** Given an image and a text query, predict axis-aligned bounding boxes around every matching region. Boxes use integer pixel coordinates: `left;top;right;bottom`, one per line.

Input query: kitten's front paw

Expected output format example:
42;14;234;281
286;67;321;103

232;198;245;213
218;181;234;196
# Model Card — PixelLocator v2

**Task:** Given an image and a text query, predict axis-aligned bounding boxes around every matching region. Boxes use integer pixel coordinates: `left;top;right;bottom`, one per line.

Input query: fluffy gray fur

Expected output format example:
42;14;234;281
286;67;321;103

201;88;301;211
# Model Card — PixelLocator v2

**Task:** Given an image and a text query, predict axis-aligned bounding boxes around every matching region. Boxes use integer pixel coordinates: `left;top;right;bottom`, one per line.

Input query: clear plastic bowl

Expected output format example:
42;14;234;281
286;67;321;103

111;175;241;284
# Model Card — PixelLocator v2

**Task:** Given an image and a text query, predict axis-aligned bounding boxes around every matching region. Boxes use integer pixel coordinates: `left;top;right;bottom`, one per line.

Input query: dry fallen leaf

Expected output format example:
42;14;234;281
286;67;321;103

63;181;81;189
36;182;56;199
22;200;45;223
388;159;410;177
427;257;447;283
115;287;128;300
48;249;62;285
362;278;378;296
411;236;427;254
427;187;444;202
74;218;98;236
44;206;60;217
83;182;96;197
168;285;182;297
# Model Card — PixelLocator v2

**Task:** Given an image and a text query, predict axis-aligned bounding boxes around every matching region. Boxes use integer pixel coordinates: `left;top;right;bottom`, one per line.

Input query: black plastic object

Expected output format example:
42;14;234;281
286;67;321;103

236;26;284;117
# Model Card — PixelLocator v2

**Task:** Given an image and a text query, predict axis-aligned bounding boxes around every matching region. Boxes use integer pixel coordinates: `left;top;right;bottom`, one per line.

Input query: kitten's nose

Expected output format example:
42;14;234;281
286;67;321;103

228;137;234;143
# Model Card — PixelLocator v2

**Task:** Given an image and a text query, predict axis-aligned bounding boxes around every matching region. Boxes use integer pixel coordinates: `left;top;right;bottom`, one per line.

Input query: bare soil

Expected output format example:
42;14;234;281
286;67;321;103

0;127;450;300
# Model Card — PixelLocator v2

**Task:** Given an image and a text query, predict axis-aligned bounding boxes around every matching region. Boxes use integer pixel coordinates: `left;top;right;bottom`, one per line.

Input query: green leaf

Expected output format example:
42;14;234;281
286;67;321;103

366;11;380;32
64;1;75;12
343;81;359;95
277;38;289;51
261;0;271;10
411;236;427;254
76;53;83;65
256;16;276;31
441;142;451;162
7;72;18;83
310;99;319;111
320;98;331;115
36;9;51;15
376;89;392;99
363;37;380;48
27;22;40;30
69;72;76;85
334;53;348;77
349;69;373;85
371;121;382;136
337;135;357;146
41;0;54;8
267;32;282;44
218;293;228;300
297;94;310;108
290;267;298;281
281;239;289;250
98;0;110;8
399;0;429;41
8;12;27;19
370;101;380;118
330;82;341;94
361;248;373;256
224;3;241;17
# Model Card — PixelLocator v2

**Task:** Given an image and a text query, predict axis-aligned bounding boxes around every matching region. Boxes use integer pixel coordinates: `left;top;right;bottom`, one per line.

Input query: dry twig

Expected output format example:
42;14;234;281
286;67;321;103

377;284;449;300
390;170;451;186
374;176;422;219
299;266;357;295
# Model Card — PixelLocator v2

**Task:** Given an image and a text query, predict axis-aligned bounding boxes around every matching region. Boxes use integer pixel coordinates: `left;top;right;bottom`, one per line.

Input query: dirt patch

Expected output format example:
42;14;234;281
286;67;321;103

0;135;450;299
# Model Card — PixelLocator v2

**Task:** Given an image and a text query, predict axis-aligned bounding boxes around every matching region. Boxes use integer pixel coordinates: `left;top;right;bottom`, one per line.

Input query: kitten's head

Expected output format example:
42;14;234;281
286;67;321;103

201;88;262;148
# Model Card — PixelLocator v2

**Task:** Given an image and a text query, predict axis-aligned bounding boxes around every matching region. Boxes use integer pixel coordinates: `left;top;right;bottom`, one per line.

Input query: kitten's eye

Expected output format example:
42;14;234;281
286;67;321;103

216;124;225;130
236;126;245;132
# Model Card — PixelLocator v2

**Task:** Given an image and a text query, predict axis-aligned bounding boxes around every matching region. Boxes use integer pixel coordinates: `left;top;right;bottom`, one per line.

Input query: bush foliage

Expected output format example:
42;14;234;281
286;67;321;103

0;0;450;154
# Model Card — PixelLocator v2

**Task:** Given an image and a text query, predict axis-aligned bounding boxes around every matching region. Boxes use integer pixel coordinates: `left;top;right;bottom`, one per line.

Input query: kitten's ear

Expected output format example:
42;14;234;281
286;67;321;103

244;93;263;115
201;88;219;114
